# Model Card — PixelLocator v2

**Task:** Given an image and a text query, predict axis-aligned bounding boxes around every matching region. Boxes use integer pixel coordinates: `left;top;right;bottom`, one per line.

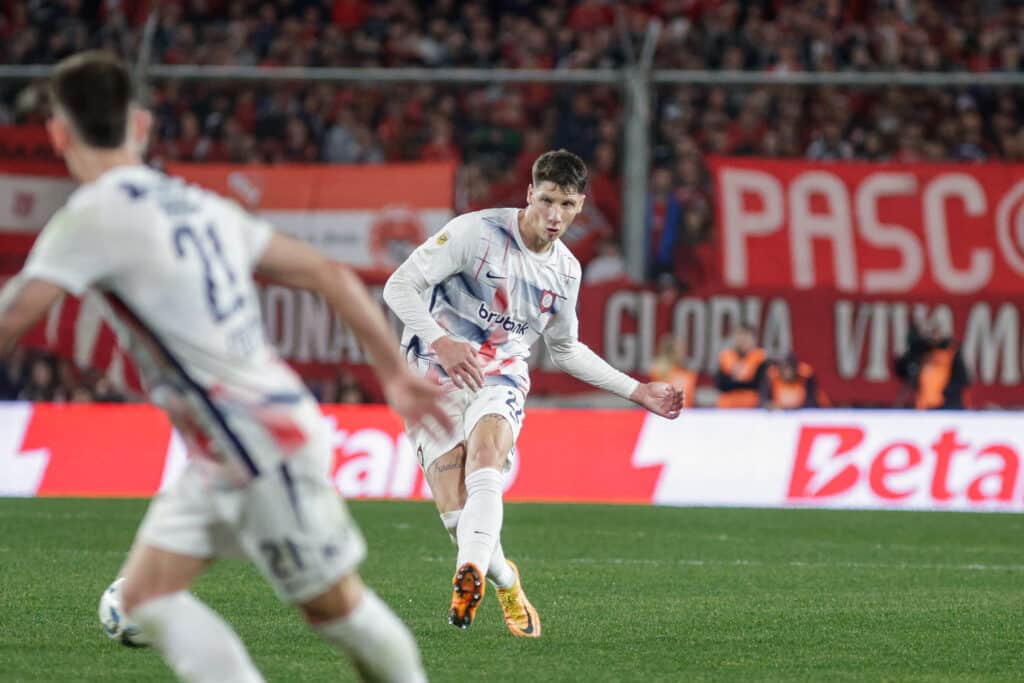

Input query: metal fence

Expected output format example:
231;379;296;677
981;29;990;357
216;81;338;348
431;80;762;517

2;54;1023;280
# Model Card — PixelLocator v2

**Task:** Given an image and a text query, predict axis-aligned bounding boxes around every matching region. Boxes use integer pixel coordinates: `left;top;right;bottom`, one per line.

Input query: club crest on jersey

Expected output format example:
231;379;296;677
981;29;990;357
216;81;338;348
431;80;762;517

436;232;449;246
539;289;558;313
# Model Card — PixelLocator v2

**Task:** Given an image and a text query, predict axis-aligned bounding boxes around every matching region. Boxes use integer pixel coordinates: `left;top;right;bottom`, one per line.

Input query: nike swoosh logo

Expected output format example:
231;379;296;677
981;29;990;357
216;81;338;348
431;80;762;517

485;271;506;280
521;605;535;634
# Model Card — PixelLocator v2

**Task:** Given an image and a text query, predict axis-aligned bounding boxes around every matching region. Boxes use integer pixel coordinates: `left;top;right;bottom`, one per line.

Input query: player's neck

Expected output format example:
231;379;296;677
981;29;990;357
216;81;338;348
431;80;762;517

516;210;554;254
67;147;143;184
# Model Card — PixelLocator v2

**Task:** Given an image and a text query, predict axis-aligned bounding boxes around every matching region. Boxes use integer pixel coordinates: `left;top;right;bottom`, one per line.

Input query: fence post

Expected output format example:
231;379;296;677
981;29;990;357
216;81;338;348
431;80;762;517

620;20;660;282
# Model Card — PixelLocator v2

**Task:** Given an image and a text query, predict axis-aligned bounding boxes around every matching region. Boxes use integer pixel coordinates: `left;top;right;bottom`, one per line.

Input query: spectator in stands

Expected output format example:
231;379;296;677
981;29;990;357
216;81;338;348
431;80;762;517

714;324;767;409
18;352;61;402
337;369;367;404
649;335;696;409
70;384;95;402
583;238;627;284
91;375;125;403
646;166;683;282
806;121;855;161
894;321;971;410
760;353;829;410
0;345;26;399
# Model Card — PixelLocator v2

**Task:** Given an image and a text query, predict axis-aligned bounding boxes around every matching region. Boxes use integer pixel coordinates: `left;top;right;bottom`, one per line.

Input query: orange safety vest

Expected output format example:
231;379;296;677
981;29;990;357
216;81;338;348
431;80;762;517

651;364;696;409
916;347;954;409
716;347;765;408
768;363;812;409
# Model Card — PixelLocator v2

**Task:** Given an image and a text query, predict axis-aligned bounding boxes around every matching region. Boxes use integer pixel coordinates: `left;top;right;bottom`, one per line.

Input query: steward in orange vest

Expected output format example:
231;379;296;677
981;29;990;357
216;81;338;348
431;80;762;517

650;335;696;408
760;354;829;409
714;325;766;408
894;323;970;409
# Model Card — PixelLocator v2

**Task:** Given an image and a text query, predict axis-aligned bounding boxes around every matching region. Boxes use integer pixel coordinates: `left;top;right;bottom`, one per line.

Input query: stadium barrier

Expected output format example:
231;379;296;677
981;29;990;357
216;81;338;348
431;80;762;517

2;402;1021;513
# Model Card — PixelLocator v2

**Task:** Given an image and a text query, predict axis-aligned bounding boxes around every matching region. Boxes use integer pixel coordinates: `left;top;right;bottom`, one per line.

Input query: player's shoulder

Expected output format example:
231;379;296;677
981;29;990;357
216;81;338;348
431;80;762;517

445;207;517;236
67;165;160;209
72;165;244;221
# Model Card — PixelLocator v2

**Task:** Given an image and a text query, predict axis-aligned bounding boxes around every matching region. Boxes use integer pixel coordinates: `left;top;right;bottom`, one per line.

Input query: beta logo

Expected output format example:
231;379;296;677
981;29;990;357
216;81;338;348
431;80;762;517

787;424;1020;505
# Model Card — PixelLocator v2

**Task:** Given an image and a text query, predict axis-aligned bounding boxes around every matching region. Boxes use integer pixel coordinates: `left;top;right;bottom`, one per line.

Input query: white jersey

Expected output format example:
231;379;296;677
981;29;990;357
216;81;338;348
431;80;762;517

392;208;582;394
22;165;317;479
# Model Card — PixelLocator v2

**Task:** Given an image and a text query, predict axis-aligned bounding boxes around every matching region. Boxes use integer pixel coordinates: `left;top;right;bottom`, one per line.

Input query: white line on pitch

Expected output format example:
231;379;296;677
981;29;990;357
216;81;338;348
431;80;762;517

416;555;1024;572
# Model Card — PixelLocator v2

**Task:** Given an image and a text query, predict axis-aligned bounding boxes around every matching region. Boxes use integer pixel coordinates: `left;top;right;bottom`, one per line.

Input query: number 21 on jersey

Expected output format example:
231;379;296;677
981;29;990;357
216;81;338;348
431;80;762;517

173;223;245;323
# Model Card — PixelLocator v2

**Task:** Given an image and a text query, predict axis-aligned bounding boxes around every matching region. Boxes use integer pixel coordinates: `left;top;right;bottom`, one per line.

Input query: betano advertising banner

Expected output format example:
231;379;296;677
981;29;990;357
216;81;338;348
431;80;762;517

2;403;1022;513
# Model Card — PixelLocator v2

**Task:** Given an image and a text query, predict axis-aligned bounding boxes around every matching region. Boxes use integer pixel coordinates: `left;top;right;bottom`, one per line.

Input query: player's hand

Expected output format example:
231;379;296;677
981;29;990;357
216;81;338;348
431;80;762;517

383;369;455;440
630;381;684;419
432;336;485;391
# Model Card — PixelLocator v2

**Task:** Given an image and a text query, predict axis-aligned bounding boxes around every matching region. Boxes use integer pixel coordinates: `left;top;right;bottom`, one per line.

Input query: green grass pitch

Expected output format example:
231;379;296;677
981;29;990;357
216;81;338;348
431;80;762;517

1;498;1022;682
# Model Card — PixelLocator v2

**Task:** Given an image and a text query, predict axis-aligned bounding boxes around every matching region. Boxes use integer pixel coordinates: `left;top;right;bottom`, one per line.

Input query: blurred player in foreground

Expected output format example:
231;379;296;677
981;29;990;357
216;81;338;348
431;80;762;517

0;51;450;683
383;150;684;636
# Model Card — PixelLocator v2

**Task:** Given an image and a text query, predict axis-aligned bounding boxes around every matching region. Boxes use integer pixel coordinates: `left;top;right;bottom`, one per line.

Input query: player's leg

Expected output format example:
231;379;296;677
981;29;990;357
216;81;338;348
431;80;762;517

430;450;537;637
451;387;539;636
300;572;426;683
424;444;516;588
121;464;265;683
446;414;512;628
456;414;512;572
239;451;426;683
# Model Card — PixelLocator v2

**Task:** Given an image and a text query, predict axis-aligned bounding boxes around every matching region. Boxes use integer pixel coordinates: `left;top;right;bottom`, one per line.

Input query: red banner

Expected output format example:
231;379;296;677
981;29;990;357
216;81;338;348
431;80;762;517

3;160;1023;406
708;157;1024;296
565;281;1023;407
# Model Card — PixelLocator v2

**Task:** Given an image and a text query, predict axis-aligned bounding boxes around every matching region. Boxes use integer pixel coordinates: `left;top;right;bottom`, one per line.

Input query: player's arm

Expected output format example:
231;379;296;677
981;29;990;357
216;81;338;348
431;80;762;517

0;204;112;356
254;232;452;434
544;280;683;420
382;222;484;391
0;274;65;356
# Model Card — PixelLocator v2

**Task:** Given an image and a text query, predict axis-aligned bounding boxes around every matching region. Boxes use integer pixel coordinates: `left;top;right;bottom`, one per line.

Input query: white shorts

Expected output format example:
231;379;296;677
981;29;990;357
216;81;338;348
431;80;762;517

406;384;526;474
137;433;366;604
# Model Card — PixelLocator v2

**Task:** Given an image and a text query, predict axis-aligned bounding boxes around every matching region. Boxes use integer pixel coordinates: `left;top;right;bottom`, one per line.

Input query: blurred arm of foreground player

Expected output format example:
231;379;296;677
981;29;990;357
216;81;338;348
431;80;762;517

0;274;64;355
256;232;453;436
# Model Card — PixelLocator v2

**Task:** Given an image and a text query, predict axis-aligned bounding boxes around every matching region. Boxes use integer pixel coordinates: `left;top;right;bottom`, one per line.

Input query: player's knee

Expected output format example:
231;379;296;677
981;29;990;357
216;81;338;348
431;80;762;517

299;572;365;625
466;444;505;472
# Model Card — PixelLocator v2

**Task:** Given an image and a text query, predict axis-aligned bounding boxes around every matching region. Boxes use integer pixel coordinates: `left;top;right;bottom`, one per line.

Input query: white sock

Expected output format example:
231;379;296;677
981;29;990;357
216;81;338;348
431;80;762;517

129;591;264;683
487;541;516;589
441;509;515;589
315;589;427;683
456;467;504;576
440;510;461;545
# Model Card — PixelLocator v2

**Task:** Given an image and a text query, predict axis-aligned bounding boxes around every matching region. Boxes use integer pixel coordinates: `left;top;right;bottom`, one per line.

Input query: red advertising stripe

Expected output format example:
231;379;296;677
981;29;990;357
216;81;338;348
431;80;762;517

0;160;67;176
509;408;654;503
166;162;456;210
29;404;172;497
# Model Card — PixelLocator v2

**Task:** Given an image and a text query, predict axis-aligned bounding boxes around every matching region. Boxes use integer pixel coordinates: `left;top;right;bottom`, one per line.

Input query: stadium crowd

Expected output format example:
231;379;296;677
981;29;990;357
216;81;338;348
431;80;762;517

0;347;130;402
0;344;372;405
3;1;1023;173
0;0;1011;409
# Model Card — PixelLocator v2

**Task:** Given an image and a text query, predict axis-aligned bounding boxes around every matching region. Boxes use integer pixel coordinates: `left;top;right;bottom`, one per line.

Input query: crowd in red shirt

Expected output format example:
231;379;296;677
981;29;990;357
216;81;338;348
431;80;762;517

1;0;1022;282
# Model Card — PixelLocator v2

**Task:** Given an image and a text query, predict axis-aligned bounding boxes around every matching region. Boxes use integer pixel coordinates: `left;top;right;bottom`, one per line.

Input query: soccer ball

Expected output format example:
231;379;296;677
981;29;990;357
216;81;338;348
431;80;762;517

98;578;150;647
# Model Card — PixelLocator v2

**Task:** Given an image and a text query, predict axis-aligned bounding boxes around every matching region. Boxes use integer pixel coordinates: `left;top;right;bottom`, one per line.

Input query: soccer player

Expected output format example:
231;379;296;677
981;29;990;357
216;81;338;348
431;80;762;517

0;51;451;683
382;150;684;636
